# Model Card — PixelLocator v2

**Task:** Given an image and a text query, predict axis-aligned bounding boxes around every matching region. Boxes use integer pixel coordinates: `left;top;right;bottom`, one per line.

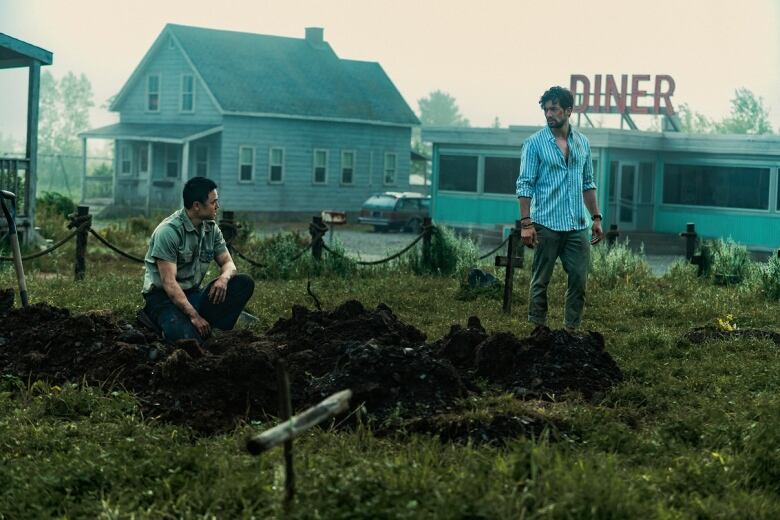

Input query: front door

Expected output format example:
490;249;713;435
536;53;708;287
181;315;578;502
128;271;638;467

617;162;638;230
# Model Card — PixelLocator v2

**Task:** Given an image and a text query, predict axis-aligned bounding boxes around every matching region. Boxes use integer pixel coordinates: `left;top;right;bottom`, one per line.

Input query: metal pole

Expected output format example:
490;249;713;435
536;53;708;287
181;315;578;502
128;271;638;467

276;361;295;509
74;205;90;281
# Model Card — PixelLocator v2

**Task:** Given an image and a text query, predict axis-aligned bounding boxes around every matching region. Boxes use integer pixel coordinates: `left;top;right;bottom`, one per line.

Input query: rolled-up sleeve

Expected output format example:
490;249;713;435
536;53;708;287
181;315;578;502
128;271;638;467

581;140;596;192
516;141;538;198
213;224;228;257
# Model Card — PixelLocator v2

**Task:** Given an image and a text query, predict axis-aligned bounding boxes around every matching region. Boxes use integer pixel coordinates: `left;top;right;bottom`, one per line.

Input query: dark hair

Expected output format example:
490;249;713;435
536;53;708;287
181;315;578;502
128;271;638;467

183;176;217;209
539;86;574;110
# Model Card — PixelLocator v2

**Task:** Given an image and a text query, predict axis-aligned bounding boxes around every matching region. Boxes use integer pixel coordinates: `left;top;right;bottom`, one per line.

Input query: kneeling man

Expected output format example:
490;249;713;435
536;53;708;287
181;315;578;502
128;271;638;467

141;176;254;343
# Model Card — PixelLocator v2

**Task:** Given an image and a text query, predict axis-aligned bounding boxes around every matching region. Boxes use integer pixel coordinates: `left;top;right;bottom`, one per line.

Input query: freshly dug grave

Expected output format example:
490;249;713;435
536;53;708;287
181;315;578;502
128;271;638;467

681;326;780;346
0;297;623;440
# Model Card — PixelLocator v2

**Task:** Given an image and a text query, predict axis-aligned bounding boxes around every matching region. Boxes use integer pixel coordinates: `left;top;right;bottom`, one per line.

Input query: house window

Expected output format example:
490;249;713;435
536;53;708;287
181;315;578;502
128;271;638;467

120;144;133;176
341;151;355;185
313;149;328;184
138;143;149;174
484;157;520;195
439;155;477;192
383;153;397;185
165;144;179;178
195;145;209;177
181;74;194;112
662;164;770;210
239;146;255;182
147;74;160;112
269;147;284;183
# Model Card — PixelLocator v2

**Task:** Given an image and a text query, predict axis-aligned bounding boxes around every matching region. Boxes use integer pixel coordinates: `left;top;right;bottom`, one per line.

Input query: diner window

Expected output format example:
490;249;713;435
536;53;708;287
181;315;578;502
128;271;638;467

662;164;770;210
439;155;478;192
484;157;520;194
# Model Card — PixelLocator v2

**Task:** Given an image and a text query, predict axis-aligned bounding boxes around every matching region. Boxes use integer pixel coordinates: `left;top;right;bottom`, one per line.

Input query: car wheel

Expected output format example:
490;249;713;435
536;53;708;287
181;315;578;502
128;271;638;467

406;218;422;234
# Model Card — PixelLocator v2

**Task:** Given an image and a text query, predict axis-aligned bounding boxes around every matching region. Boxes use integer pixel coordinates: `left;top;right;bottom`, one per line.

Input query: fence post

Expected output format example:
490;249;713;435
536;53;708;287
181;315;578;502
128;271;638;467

680;222;698;261
220;210;237;245
501;220;520;314
422;217;433;269
311;216;325;261
606;224;619;248
74;205;89;281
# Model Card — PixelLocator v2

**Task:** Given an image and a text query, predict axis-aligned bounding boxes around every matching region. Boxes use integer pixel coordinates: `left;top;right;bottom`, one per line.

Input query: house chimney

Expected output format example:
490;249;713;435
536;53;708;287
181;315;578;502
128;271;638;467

305;27;324;46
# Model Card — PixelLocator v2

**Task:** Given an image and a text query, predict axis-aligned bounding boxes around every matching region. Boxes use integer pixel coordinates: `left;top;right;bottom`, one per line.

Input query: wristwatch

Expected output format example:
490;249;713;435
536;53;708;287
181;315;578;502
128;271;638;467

591;213;603;221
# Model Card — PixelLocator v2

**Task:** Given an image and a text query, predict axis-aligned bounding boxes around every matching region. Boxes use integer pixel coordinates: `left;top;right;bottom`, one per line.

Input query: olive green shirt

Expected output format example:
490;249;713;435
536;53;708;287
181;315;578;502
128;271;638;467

142;209;228;294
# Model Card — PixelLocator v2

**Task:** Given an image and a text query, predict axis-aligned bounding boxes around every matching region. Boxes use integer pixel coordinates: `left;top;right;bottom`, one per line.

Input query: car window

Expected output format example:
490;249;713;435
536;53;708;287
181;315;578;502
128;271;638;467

363;195;397;209
400;199;419;210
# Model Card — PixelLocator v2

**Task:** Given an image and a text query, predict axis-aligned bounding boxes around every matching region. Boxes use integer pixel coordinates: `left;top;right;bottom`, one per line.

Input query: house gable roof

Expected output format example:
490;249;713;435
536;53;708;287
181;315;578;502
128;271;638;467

112;24;419;127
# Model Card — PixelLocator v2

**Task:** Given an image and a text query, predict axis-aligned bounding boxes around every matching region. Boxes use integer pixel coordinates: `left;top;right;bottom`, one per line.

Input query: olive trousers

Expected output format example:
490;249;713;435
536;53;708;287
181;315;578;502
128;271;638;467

527;224;590;329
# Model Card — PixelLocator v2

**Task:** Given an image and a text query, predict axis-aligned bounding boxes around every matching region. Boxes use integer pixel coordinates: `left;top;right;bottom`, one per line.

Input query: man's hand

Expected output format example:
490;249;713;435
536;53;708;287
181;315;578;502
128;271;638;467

190;313;211;337
591;220;605;245
521;225;537;248
208;275;229;304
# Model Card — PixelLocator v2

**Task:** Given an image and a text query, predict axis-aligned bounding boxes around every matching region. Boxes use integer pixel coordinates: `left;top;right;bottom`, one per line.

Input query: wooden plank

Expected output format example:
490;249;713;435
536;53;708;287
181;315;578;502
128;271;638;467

495;256;523;267
246;389;352;455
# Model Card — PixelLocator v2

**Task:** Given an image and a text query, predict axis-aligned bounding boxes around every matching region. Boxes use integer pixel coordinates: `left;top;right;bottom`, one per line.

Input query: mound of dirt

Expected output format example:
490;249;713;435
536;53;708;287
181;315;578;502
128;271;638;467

0;296;623;437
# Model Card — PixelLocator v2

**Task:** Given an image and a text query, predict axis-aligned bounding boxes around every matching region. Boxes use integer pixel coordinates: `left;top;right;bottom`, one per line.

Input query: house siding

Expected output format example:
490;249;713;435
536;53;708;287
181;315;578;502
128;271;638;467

217;116;412;214
116;37;222;125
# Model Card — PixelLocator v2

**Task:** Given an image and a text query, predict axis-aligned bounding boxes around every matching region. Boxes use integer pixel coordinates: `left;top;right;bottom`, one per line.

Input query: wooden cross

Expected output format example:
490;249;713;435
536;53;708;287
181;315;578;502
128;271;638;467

496;220;525;314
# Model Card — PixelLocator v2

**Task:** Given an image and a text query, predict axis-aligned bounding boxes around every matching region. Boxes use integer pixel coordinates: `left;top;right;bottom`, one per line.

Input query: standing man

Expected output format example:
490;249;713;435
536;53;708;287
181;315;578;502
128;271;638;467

516;86;604;333
139;176;255;343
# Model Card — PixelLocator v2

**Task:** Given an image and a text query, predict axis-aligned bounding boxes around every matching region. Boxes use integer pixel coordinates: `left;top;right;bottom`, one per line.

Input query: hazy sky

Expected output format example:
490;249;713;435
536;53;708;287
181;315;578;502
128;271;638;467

1;0;779;143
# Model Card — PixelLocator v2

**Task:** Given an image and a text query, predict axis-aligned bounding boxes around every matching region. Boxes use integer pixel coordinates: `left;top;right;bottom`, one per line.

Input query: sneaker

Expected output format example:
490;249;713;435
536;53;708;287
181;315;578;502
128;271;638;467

136;308;164;338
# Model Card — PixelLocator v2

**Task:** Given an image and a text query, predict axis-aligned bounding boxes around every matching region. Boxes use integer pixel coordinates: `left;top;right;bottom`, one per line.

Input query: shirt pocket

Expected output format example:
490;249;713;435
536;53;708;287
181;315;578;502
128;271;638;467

199;248;215;264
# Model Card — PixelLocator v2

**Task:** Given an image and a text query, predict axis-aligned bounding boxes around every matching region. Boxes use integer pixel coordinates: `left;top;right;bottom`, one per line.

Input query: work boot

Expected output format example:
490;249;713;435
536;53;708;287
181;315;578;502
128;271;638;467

136;308;164;339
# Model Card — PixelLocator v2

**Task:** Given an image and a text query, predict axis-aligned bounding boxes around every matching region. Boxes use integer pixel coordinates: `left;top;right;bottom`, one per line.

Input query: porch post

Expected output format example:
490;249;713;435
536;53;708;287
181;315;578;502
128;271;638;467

146;141;153;215
26;62;41;228
81;136;87;203
181;140;190;184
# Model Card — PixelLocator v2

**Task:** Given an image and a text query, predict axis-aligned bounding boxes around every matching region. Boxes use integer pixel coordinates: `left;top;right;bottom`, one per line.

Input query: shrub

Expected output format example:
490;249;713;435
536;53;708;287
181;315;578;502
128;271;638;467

404;225;480;277
703;238;751;285
242;232;357;280
589;240;650;287
34;192;76;240
757;255;780;300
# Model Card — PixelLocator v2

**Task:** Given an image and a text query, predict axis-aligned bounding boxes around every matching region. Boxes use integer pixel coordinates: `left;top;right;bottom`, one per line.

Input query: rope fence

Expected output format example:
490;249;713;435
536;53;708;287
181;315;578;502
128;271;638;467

1;206;521;282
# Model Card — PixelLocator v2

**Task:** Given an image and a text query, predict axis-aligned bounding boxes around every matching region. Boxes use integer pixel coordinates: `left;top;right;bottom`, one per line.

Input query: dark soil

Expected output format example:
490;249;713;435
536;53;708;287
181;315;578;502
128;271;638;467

0;296;623;442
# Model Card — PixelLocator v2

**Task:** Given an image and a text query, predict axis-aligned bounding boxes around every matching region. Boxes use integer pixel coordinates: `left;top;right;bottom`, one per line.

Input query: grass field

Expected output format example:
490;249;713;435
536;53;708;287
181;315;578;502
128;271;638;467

1;227;780;518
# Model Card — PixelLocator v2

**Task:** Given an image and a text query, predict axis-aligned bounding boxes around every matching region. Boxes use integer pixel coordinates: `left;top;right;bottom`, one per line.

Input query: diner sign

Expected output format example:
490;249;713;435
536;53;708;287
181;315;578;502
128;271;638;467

570;74;676;115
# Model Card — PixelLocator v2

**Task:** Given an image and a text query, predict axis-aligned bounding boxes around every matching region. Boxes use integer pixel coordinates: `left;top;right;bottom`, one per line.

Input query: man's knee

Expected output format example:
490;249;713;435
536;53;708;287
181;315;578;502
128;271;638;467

229;273;255;296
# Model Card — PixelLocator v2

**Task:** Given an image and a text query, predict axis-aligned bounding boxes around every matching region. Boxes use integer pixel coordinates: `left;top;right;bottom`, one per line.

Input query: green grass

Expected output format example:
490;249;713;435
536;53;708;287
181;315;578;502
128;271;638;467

2;237;780;517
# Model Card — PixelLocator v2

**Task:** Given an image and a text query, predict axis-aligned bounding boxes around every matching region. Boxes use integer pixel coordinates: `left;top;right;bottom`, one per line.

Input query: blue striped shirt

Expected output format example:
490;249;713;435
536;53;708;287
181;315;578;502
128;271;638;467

516;126;596;232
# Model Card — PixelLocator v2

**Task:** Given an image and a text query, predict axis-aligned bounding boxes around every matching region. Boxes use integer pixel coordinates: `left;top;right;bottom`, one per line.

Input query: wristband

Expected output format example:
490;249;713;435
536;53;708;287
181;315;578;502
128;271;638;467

591;213;603;221
520;216;531;222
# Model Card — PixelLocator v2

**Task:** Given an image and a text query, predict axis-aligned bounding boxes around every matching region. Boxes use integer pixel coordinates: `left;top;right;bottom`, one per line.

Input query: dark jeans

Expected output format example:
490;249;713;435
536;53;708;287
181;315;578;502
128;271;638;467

528;225;590;329
144;273;255;343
